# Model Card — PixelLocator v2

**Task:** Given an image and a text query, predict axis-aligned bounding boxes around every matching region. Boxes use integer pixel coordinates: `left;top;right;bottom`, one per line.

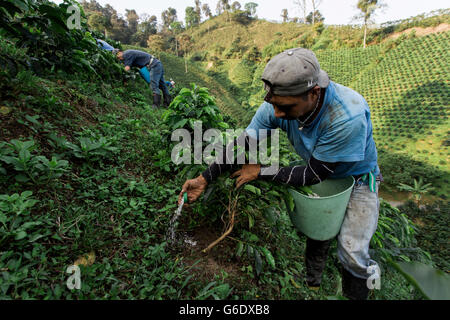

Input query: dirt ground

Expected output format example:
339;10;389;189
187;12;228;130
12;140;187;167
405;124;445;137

385;23;450;41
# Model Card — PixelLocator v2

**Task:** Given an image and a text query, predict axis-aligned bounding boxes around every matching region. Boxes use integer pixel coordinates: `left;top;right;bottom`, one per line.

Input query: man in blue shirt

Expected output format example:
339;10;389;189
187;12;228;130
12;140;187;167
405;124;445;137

115;49;171;108
178;48;382;300
96;39;114;52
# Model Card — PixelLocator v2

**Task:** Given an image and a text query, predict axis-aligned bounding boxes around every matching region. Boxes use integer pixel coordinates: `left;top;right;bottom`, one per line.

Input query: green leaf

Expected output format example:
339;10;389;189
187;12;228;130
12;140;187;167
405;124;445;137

15;174;29;183
254;249;263;276
236;241;244;257
248;214;254;229
263;207;278;225
389;260;450;300
173;118;188;129
29;233;46;242
14;230;27;240
217;122;229;129
246;245;254;260
284;193;295;212
260;247;276;269
247;232;259;242
243;184;261;195
21;191;33;198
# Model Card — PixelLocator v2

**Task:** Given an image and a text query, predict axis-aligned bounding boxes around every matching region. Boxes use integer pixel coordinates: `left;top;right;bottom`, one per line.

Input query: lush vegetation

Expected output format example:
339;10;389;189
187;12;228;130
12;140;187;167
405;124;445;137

0;0;448;300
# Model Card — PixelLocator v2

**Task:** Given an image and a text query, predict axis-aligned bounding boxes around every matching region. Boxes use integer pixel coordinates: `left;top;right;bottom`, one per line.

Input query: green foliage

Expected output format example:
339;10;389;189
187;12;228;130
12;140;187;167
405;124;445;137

1;0;125;81
65;136;119;162
0;139;69;184
389;260;450;300
398;200;449;271
371;200;431;265
397;177;435;206
0;191;41;245
163;83;229;132
196;281;233;300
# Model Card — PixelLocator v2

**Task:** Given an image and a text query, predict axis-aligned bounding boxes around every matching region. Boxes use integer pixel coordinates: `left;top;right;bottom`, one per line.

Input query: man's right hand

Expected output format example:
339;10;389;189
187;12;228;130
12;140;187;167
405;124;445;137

178;175;208;206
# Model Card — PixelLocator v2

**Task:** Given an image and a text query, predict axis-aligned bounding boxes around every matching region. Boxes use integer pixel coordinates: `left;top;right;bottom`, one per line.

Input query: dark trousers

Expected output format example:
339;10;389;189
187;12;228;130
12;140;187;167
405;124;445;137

148;60;170;97
305;237;332;286
303;235;370;300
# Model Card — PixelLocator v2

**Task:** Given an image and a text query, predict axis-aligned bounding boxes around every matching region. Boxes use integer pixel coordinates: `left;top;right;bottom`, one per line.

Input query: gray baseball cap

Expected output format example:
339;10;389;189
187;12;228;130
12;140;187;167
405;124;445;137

262;48;330;96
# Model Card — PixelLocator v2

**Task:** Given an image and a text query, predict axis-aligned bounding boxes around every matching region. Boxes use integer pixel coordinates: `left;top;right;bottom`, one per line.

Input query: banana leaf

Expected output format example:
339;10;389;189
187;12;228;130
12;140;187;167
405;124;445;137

389;260;450;300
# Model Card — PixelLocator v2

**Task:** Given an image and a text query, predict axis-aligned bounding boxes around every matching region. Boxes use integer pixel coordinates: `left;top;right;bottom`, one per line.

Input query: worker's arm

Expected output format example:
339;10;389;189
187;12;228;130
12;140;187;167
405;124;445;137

178;131;254;205
229;156;338;189
179;102;278;205
258;156;338;187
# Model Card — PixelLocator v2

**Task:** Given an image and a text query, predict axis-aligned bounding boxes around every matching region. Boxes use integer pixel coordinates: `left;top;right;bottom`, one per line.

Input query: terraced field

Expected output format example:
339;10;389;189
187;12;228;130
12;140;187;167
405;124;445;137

318;32;449;196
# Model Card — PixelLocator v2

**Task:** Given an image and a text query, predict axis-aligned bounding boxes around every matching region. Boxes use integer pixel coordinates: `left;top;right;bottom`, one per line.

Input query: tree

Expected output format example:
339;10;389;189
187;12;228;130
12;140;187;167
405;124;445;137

81;0;102;13
170;21;184;34
306;10;324;24
216;1;223;15
202;4;213;33
162;7;178;30
185;6;200;28
355;0;385;48
177;34;193;73
397;177;434;208
87;12;109;36
202;3;212;20
231;1;241;12
244;2;258;18
169;21;185;56
125;9;139;35
310;0;322;24
221;0;231;22
147;34;165;52
281;9;289;23
109;13;129;43
194;0;202;21
293;0;308;24
133;14;157;47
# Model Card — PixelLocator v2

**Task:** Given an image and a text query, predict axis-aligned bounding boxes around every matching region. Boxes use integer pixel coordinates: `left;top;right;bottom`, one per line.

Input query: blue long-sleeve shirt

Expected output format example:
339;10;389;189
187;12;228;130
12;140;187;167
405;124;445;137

246;81;380;178
122;50;154;68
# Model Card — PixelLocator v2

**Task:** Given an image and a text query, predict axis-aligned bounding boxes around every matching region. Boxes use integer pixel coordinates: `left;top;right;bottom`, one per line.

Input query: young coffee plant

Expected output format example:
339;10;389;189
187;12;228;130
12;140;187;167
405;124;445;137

0;139;69;185
0;191;44;246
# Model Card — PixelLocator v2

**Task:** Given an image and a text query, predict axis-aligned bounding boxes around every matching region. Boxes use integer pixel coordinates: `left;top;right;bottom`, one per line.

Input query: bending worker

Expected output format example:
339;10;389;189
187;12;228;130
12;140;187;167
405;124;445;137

178;48;382;300
115;49;171;108
96;39;114;52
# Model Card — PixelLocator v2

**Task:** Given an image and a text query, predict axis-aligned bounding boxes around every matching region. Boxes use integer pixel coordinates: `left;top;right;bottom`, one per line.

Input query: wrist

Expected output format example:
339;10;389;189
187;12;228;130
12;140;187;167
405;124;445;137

198;174;208;186
258;166;273;180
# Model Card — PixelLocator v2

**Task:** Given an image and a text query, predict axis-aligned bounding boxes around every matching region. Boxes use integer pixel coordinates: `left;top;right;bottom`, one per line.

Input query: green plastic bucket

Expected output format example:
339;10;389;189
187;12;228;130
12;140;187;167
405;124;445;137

286;161;355;241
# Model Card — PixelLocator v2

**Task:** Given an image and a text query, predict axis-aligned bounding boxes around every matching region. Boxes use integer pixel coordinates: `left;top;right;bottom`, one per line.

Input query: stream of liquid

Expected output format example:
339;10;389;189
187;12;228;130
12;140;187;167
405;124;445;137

166;196;185;243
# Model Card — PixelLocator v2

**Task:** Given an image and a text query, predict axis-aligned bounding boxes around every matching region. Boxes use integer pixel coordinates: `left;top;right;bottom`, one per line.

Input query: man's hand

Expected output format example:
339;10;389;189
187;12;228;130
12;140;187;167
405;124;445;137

124;66;131;72
230;164;261;189
178;175;208;206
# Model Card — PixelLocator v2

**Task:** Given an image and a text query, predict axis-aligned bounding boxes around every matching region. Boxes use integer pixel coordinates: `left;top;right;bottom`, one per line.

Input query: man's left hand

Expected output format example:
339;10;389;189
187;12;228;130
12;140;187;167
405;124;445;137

230;164;261;189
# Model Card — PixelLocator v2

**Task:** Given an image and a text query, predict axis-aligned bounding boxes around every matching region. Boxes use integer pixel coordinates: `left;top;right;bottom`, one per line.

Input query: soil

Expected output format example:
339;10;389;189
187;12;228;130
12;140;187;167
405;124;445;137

179;226;246;281
385;23;450;41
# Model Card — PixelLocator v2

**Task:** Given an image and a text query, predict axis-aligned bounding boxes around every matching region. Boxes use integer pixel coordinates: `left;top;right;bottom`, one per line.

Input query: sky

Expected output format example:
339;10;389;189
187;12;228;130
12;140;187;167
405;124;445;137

55;0;448;25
